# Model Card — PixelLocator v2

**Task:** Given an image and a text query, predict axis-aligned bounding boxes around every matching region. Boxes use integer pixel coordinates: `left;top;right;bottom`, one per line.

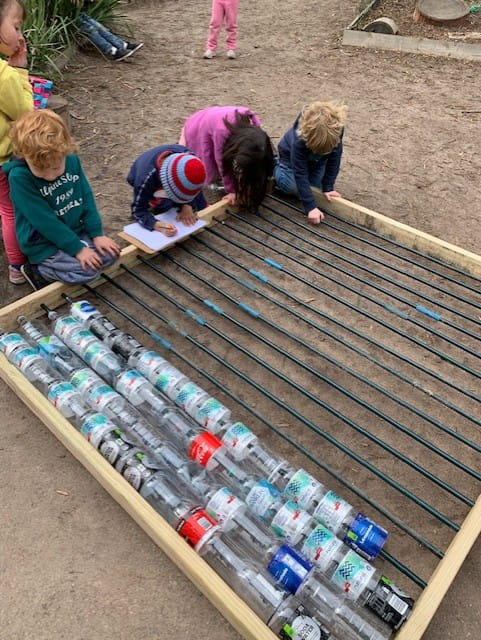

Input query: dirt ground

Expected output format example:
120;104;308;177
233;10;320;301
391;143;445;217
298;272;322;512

1;0;481;639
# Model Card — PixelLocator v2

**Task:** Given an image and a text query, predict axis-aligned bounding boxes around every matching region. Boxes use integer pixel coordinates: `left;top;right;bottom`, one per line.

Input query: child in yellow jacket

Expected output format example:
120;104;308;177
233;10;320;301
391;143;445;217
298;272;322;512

0;0;33;284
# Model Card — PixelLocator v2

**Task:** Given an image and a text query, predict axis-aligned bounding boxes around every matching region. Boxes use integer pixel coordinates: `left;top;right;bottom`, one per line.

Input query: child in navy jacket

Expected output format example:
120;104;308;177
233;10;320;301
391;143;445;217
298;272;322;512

127;144;207;237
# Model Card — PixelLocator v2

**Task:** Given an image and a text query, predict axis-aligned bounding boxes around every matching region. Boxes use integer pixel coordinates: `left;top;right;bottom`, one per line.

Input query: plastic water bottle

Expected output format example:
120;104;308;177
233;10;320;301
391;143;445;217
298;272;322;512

70;368;162;451
0;331;58;390
266;540;411;630
114;368;171;414
51;314;124;384
17;316;86;378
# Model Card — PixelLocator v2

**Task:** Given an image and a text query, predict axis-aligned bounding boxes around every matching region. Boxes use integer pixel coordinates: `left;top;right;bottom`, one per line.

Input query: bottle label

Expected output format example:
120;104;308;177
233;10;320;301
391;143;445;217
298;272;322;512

271;501;312;544
81;415;128;464
313;490;353;532
345;513;388;560
82;342;108;366
301;524;343;571
71;301;98;323
206;487;243;527
245;479;281;520
175;506;218;547
195;397;230;429
67;328;96;352
365;576;413;630
70;367;101;392
55;315;80;337
47;381;79;418
331;549;375;599
10;347;39;370
37;334;65;355
135;351;167;377
153;364;186;394
279;604;331;640
222;422;257;459
116;369;147;406
111;333;142;359
117;451;158;491
90;384;120;410
175;382;207;413
188;431;222;467
267;544;313;594
0;333;25;355
283;469;323;509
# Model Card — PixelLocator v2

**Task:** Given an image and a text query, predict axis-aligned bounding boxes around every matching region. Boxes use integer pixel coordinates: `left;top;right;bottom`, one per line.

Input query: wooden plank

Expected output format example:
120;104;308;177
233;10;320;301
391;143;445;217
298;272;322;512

395;494;481;640
342;29;481;61
0;352;278;640
312;190;481;278
0;199;229;332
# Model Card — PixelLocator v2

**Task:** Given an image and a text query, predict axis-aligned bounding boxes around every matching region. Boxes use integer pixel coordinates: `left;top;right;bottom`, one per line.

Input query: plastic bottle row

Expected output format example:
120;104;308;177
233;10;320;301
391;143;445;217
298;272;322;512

54;299;389;561
0;328;413;634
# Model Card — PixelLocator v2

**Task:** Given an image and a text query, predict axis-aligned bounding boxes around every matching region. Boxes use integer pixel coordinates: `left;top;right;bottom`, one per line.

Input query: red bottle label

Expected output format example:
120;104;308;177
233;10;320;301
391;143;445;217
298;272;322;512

189;431;222;467
176;506;218;546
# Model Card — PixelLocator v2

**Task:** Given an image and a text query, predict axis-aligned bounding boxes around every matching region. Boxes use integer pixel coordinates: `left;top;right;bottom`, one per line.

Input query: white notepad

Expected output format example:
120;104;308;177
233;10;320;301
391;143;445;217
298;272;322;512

122;208;207;251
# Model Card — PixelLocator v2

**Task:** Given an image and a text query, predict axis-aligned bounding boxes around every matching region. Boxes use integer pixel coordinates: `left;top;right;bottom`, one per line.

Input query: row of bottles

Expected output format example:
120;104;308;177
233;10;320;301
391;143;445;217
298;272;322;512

0;331;395;639
1;305;414;635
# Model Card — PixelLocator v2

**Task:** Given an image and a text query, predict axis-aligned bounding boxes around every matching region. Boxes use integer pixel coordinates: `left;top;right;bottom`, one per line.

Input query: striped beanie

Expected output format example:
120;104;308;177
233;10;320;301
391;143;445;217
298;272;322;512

159;152;206;204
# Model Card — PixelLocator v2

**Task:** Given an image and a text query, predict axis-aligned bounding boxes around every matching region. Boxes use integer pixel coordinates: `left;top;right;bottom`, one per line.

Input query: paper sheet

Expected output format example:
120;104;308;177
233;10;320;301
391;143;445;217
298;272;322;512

122;208;206;251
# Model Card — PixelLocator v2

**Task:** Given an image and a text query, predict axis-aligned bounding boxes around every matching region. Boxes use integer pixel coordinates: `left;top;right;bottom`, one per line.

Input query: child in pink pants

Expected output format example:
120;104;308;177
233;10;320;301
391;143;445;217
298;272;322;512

204;0;239;60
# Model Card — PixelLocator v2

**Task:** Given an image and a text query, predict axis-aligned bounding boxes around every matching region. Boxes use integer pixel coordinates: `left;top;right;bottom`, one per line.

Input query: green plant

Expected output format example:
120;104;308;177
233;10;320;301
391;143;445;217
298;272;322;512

23;0;127;74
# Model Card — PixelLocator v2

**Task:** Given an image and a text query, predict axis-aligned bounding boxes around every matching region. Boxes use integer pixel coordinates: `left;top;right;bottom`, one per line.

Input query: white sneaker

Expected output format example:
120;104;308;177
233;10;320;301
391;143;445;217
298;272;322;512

227;49;236;59
203;49;216;59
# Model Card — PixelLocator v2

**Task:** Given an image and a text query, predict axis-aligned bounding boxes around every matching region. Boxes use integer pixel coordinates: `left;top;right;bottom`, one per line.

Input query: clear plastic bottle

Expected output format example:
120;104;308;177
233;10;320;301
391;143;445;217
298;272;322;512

17;316;86;378
70;367;162;451
51;314;124;384
0;331;58;390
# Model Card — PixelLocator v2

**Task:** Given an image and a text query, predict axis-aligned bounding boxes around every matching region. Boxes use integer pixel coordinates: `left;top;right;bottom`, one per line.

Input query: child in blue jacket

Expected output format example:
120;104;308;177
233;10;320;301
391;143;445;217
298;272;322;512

274;101;347;225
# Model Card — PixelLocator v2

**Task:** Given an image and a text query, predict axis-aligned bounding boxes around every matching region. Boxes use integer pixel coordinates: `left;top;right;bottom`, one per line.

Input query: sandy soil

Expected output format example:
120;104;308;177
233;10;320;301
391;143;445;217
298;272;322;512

1;0;480;639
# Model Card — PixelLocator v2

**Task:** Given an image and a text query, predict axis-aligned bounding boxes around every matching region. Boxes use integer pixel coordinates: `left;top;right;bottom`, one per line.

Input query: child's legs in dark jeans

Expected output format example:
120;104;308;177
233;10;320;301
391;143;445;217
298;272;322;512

37;237;118;284
77;13;125;53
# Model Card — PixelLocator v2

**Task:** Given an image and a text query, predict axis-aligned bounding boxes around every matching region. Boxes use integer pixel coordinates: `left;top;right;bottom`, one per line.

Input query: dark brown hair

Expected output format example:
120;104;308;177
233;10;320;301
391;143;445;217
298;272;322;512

222;111;274;212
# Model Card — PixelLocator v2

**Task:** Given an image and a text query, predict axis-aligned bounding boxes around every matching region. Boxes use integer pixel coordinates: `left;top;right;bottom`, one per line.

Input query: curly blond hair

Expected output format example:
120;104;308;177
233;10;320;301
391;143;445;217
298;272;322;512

297;101;347;154
10;109;78;168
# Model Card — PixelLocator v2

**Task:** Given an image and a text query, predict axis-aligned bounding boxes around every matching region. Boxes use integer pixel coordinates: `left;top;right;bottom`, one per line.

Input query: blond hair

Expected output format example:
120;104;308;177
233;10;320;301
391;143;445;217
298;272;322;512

297;101;347;154
10;109;78;168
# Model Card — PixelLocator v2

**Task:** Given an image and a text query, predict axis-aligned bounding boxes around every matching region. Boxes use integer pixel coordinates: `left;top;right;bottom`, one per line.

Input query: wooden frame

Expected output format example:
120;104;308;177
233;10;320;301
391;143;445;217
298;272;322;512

1;194;480;640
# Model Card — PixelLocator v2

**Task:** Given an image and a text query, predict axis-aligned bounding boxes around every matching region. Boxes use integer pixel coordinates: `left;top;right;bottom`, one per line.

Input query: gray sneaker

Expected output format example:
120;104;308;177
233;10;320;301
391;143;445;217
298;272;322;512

227;49;236;59
203;49;216;59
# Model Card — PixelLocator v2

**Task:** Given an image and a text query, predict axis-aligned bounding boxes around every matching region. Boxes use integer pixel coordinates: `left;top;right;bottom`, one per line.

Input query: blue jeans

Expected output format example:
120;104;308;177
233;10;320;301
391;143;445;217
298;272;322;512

37;236;118;284
274;160;326;195
77;13;126;54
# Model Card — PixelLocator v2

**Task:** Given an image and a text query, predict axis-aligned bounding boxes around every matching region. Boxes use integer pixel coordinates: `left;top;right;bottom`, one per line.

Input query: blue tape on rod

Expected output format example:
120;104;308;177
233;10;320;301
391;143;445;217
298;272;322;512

238;303;260;318
238;278;256;291
203;299;223;314
264;258;283;270
249;269;269;283
186;309;206;325
384;304;409;319
151;333;171;350
416;305;441;321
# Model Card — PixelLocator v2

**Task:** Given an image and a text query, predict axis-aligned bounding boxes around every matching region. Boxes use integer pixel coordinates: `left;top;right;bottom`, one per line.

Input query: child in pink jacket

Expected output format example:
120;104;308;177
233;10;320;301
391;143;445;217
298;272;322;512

180;105;274;212
203;0;239;59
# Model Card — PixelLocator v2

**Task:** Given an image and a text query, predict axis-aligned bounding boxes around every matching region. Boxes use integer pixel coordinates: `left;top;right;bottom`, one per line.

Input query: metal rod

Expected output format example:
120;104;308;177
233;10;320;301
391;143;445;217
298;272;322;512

210;221;481;381
115;262;463;530
191;234;481;430
83;283;435;584
226;211;481;361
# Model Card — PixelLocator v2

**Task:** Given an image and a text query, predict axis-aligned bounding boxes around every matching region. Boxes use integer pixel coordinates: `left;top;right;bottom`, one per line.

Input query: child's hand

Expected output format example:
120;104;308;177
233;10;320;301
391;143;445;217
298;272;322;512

154;220;178;237
177;204;198;226
307;207;325;224
93;235;121;257
323;190;341;201
76;246;103;271
8;37;28;68
224;192;238;206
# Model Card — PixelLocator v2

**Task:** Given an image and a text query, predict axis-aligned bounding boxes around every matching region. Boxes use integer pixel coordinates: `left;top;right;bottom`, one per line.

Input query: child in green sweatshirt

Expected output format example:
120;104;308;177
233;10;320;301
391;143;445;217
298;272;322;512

4;108;120;289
